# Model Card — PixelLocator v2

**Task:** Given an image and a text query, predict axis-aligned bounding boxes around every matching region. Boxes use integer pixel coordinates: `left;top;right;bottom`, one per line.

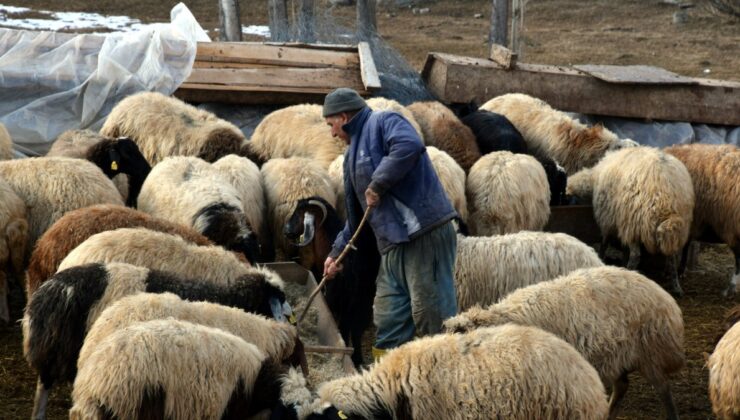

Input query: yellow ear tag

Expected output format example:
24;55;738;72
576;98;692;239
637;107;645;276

288;313;297;325
337;411;348;419
111;161;118;171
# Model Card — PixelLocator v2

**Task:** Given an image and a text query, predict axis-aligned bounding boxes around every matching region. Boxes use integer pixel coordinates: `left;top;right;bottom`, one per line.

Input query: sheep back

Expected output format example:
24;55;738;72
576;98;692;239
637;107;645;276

426;146;468;222
212;154;266;239
709;322;740;419
0;123;12;160
0;177;27;279
366;97;425;143
466;151;550;235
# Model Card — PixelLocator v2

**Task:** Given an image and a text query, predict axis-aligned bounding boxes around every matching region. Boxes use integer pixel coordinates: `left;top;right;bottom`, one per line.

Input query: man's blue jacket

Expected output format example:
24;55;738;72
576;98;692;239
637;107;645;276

329;106;457;257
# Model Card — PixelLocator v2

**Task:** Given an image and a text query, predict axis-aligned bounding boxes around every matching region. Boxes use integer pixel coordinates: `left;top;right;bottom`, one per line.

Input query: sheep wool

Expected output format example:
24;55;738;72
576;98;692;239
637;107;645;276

0;123;12;160
100;92;247;165
70;319;268;420
444;266;685;420
0;177;27;321
454;232;603;310
407;101;481;171
0;157;123;254
327;154;346;222
426;146;468;222
708;321;740;419
249;104;347;169
466;151;550;235
309;324;608;419
366;97;425;143
480;93;637;174
211;154;266;240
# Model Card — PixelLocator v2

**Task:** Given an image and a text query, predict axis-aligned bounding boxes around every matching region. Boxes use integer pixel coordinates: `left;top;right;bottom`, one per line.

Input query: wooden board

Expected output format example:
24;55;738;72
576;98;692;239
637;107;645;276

422;52;740;126
174;84;370;105
574;64;698;85
186;67;366;90
488;43;517;69
195;42;360;69
358;41;381;90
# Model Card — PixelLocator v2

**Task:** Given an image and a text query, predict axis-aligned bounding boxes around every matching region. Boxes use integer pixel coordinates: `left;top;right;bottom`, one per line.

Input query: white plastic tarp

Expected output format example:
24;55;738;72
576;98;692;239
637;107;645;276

0;3;209;157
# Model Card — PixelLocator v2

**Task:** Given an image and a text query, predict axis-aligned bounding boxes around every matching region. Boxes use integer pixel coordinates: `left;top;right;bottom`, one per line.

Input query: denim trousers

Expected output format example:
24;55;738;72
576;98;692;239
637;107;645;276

373;220;458;350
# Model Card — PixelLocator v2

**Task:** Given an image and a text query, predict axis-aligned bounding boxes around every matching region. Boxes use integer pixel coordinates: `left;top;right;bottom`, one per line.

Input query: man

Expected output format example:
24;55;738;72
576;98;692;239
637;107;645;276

322;87;458;360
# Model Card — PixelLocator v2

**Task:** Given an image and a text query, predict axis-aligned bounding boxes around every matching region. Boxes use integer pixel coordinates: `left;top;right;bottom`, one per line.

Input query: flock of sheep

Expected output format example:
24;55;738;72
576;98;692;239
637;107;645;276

0;88;739;419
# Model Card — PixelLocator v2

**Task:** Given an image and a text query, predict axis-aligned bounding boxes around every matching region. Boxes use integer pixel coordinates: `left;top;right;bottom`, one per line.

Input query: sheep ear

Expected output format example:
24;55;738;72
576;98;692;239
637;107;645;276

307;199;328;226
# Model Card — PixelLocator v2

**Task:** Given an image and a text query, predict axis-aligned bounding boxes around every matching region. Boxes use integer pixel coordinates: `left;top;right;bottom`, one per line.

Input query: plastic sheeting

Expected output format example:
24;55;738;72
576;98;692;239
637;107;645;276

0;3;208;157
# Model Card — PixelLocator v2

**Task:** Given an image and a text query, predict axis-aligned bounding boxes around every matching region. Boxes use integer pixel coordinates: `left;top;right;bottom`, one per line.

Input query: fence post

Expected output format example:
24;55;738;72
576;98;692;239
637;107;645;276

298;0;316;43
218;0;242;41
357;0;377;40
269;0;290;41
489;0;509;48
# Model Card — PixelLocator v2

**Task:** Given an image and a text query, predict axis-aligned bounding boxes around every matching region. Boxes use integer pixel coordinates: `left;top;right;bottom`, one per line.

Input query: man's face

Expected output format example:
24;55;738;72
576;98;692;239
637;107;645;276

326;113;350;144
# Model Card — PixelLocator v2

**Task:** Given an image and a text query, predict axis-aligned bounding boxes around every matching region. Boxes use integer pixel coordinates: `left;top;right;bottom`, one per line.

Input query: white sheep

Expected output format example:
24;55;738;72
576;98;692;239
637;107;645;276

466;151;550;235
480;93;637;174
444;266;685;420
454;231;603;310
0;122;13;160
366;97;425;142
708;320;740;419
567;146;695;295
327;154;346;222
426;146;468;223
0;177;27;322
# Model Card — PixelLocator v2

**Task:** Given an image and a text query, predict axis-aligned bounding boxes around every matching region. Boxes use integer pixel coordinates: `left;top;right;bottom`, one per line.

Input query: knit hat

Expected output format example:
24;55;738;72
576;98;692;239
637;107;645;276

322;88;367;117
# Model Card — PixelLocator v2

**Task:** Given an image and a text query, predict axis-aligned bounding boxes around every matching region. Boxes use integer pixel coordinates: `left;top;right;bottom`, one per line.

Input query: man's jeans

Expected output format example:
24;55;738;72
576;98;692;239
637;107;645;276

373;221;458;350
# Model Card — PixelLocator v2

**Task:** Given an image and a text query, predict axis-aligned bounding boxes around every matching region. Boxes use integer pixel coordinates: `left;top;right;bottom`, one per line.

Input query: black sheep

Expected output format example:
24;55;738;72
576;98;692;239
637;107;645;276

85;137;151;208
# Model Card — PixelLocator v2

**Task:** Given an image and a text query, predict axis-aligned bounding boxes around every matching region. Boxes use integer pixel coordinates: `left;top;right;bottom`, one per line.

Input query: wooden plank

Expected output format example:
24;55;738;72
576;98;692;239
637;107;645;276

185;67;366;90
174;84;372;105
489;0;509;47
192;61;287;69
304;345;355;355
358;42;381;90
263;41;358;51
195;42;360;69
488;43;517;69
178;83;370;95
574;64;698;85
422;52;740;126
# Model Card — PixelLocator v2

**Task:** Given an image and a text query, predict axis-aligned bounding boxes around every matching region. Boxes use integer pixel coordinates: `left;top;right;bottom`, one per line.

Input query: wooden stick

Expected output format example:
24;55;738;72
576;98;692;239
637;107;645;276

298;206;373;324
304;345;355;355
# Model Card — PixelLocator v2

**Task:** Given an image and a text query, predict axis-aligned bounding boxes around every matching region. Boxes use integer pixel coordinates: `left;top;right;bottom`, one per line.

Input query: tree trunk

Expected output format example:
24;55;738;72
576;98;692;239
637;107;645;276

218;0;242;41
298;0;316;43
489;0;509;48
357;0;377;40
269;0;290;42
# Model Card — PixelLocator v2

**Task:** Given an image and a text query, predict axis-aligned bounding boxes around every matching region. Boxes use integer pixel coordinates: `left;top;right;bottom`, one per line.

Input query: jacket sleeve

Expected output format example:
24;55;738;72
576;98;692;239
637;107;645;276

328;221;351;259
368;113;425;196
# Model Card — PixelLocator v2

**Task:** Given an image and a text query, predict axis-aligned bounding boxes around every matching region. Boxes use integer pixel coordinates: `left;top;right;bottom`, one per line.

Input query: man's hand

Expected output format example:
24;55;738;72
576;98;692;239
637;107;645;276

365;187;380;208
323;257;343;279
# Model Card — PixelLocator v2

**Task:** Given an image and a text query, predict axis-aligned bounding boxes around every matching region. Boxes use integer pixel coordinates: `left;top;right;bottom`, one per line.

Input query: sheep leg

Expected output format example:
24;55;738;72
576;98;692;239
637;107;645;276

607;372;629;420
655;381;680;420
32;377;50;420
626;244;641;270
0;273;8;323
350;327;364;367
724;247;740;297
686;241;700;271
598;235;610;260
666;254;683;297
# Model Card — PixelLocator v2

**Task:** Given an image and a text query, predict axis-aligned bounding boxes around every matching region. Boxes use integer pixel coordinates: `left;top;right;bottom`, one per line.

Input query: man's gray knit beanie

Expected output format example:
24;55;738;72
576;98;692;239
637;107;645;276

323;88;367;117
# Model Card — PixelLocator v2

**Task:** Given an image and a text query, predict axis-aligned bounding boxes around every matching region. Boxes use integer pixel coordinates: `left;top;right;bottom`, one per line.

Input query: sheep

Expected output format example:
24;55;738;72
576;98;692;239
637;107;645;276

566;146;695;295
248;104;348;169
426;146;468;223
664;144;740;296
444;266;685;420
366;97;425;142
708;318;740;419
283;196;380;367
407;101;481;171
137;156;260;263
0;157;123;256
0;122;13;160
0;177;27;322
24;261;292;419
24;204;213;301
466;151;550;235
261;157;336;260
70;319;285;420
47;129;152;207
454;231;603;311
480;93;638;174
327;154;346;222
275;324;609;419
100;91;257;165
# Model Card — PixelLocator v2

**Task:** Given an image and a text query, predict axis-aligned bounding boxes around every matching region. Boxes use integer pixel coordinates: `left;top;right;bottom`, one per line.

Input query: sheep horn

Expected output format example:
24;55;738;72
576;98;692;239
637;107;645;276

307;199;327;226
296;213;316;247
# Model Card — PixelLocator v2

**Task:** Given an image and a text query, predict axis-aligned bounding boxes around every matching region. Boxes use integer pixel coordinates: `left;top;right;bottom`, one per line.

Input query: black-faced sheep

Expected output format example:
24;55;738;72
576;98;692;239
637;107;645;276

24;261;292;419
407;101;481;171
137;156;261;263
0;122;13;160
426;146;468;223
0;177;27;321
275;324;609;419
454;231;603;311
481;93;638;174
665;144;740;296
444;266;685;420
100;91;258;165
708;316;740;419
283;196;380;367
0;157;123;256
47;130;151;207
70;319;285;420
566;146;695;295
249;104;348;169
466;151;550;235
24;204;214;301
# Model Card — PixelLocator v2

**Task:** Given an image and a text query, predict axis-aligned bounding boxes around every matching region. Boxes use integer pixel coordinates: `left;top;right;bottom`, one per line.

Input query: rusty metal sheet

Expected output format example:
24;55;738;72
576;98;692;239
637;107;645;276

573;64;698;85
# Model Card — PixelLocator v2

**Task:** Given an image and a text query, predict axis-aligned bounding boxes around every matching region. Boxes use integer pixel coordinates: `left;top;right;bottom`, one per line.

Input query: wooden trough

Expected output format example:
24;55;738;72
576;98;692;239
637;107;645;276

175;41;381;105
544;205;602;245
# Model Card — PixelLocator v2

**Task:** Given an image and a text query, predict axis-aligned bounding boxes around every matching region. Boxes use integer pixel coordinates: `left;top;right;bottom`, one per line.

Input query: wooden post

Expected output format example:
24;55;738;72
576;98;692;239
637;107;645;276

218;0;242;42
357;0;377;40
511;0;523;55
489;0;509;48
298;0;316;43
269;0;290;42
